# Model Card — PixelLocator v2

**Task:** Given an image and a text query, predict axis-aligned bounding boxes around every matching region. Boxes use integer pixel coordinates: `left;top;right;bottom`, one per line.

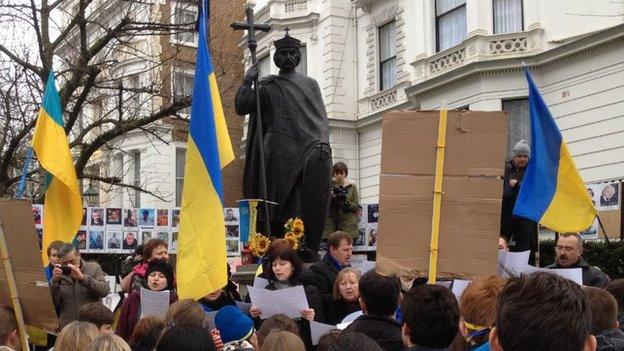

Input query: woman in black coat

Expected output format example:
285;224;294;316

325;267;362;325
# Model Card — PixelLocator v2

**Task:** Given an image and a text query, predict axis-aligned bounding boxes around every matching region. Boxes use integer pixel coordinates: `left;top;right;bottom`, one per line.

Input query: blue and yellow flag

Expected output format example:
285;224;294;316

32;72;83;265
513;70;596;233
239;200;258;244
176;0;234;300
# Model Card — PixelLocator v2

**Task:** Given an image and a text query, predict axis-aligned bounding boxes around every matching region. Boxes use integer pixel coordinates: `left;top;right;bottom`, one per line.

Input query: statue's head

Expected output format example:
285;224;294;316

273;30;301;73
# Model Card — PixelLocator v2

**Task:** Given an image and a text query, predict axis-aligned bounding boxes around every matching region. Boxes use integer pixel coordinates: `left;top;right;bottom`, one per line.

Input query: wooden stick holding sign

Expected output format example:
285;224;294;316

0;220;31;350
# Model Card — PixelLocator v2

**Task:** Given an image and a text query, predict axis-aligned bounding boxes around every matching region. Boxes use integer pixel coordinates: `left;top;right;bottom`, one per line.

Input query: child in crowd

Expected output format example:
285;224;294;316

257;314;300;347
260;331;305;351
78;302;115;335
128;316;165;351
87;333;131;351
215;305;258;350
459;276;505;350
54;321;99;351
156;323;217;351
121;238;169;293
585;286;624;351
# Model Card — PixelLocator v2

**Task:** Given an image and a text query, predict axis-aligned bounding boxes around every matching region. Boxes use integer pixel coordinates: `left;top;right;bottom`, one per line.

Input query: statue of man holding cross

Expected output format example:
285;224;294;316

234;29;332;258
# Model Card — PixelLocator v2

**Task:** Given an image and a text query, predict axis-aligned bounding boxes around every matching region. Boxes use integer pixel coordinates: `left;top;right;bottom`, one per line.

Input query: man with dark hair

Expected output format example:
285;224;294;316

344;271;403;351
606;279;624;332
303;231;353;306
547;233;610;287
0;307;20;351
50;243;110;328
401;284;459;351
78;302;115;334
489;272;596;351
328;332;384;351
585;286;624;351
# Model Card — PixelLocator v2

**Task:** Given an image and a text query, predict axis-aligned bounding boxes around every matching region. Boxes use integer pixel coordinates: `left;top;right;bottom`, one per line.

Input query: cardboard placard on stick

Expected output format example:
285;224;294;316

376;110;507;283
0;200;58;332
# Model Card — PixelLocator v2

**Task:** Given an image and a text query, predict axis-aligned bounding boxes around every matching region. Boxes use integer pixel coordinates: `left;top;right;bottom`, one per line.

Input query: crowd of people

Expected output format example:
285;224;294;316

0;228;622;351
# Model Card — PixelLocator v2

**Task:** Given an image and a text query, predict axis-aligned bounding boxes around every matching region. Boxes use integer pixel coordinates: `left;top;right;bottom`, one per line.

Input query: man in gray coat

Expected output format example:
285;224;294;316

49;243;109;329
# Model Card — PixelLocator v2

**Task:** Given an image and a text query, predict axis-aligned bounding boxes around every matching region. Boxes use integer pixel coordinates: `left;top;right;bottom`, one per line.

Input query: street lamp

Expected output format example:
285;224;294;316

83;181;99;207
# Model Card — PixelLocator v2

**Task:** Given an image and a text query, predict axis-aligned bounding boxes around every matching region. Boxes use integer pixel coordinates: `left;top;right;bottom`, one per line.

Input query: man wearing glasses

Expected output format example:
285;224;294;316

547;233;610;287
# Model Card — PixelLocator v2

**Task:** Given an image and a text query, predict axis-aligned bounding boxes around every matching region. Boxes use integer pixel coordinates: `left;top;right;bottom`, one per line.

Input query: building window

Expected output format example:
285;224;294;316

111;153;123;207
493;0;523;34
173;6;197;45
172;70;194;114
503;99;530;158
257;54;271;80
379;21;396;91
436;0;467;52
175;148;186;207
131;150;141;207
127;75;141;117
296;46;307;75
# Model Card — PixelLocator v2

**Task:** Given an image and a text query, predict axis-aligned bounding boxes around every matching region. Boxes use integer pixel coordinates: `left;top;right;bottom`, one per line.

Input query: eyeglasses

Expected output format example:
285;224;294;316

555;245;578;252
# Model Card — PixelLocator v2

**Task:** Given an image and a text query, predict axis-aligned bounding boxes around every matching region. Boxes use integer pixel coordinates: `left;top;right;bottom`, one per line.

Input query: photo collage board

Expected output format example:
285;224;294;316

31;206;243;257
31;204;381;255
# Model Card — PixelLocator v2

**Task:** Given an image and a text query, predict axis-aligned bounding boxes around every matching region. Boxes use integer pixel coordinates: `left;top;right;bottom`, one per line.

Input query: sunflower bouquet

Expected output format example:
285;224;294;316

283;217;305;251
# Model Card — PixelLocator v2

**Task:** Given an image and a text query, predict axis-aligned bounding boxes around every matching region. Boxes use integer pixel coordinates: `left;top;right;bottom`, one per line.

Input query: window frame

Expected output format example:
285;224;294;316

171;67;195;116
175;147;187;207
492;0;524;34
378;20;397;92
435;0;467;52
171;4;198;47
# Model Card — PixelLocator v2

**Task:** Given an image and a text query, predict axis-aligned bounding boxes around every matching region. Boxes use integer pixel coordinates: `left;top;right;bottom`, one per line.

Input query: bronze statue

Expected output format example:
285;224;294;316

235;31;331;259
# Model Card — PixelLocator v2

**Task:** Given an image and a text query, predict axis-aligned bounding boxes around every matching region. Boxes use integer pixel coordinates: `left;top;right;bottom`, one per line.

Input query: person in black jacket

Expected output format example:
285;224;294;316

325;267;362;325
547;233;610;288
249;244;323;349
500;140;538;264
344;270;403;351
302;231;353;307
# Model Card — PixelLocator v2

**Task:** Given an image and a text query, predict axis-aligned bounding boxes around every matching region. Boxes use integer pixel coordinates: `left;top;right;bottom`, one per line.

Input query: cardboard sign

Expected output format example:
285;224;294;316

376;110;507;281
0;200;58;331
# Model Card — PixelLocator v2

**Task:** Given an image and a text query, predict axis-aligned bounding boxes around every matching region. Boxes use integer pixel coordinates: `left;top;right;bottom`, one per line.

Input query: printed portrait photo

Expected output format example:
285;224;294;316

106;208;122;225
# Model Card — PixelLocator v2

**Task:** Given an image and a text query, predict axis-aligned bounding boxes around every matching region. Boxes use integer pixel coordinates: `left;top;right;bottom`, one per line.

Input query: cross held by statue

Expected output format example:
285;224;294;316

231;4;271;63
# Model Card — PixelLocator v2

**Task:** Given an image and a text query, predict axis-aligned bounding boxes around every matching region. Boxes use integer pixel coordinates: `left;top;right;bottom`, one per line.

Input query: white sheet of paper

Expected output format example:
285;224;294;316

253;277;269;289
498;250;531;277
140;288;170;319
452;279;472;301
435;281;452;289
546;268;583;285
247;285;309;319
236;301;252;314
104;275;117;293
205;311;218;330
101;293;121;312
336;321;351;330
310;321;338;345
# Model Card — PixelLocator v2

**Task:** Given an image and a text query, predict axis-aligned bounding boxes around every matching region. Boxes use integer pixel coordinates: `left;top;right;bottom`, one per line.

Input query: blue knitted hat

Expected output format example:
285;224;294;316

215;305;254;343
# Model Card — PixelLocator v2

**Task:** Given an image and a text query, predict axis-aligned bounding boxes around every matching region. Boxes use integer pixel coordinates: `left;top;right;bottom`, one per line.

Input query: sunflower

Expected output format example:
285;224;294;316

249;233;271;257
284;233;299;251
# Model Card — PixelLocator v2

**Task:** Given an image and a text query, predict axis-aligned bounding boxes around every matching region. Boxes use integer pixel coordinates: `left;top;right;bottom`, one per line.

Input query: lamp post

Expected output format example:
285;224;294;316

83;181;99;207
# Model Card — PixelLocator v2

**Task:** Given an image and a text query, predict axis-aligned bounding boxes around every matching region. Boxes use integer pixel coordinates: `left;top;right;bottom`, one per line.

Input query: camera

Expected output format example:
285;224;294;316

61;266;72;275
332;186;349;198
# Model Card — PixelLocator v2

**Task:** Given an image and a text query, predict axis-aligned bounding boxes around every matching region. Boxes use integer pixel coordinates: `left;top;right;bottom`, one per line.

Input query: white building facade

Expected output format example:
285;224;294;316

248;0;624;203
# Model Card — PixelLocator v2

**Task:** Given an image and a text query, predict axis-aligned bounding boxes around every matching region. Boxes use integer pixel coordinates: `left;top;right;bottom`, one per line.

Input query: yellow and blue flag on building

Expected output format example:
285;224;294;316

513;70;596;233
177;0;234;300
239;200;258;244
32;72;83;265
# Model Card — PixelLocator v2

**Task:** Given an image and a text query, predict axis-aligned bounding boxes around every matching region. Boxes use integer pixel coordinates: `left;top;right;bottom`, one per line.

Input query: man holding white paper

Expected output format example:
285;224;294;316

547;233;609;287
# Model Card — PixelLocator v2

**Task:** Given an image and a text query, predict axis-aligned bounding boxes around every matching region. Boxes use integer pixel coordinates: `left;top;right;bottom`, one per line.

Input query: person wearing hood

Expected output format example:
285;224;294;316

323;162;360;239
500;140;538;264
116;259;178;340
547;233;610;288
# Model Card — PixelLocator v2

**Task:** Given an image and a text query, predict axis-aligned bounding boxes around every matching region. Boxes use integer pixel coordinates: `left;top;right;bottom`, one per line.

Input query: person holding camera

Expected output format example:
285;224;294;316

50;243;110;329
323;162;360;240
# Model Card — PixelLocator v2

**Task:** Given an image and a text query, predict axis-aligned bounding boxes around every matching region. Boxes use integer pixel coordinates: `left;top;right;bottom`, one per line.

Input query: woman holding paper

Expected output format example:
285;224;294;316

121;238;170;293
116;259;177;340
249;245;323;348
324;267;362;324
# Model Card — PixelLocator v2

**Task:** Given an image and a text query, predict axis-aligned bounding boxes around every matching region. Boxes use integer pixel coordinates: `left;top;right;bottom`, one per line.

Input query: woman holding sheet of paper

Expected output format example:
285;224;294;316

249;245;323;348
324;267;362;324
121;238;170;293
116;259;178;340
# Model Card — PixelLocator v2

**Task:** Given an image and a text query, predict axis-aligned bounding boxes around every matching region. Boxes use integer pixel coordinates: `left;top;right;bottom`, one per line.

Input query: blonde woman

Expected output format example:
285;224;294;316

325;267;362;324
54;321;98;351
260;331;305;351
88;334;131;351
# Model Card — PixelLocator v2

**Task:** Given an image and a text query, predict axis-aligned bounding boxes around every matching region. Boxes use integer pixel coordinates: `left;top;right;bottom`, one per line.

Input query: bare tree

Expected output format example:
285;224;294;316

0;0;241;200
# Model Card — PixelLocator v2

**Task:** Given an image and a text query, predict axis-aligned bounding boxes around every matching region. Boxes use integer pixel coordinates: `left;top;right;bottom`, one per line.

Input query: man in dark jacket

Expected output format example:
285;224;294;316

401;285;459;351
302;231;352;306
586;286;624;351
500;140;538;264
345;271;403;351
547;233;610;288
49;244;110;329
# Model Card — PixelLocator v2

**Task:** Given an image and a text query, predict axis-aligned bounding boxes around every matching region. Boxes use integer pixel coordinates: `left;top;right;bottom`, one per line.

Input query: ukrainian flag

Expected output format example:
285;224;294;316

176;0;234;300
513;70;597;233
32;72;83;264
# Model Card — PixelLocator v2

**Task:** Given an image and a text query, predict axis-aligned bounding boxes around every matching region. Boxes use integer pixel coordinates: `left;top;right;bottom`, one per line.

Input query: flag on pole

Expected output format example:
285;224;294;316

176;0;234;300
239;199;259;244
513;70;597;233
31;72;83;264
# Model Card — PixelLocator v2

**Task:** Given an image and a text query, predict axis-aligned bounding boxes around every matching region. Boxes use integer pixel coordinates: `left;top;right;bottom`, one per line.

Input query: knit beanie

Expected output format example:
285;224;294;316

215;305;255;343
146;259;174;291
512;139;530;158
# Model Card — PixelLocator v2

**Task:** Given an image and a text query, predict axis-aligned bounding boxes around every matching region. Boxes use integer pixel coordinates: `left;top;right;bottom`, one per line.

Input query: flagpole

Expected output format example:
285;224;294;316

16;147;34;198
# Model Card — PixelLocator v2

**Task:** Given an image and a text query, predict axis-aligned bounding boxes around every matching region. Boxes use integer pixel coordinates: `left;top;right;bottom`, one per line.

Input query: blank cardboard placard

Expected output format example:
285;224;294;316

0;200;58;331
376;110;507;281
